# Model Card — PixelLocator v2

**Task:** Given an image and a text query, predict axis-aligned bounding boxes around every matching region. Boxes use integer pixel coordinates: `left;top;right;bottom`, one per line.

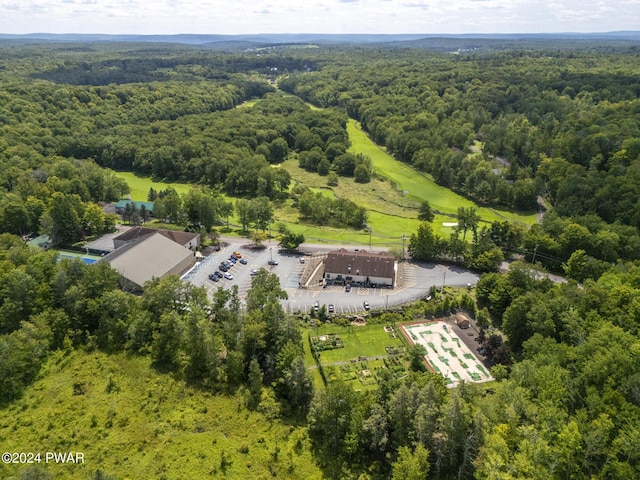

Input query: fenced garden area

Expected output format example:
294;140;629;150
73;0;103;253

306;322;408;389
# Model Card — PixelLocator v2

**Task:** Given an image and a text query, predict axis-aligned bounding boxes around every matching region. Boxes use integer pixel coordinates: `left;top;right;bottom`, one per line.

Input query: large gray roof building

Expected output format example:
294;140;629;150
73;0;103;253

102;232;195;290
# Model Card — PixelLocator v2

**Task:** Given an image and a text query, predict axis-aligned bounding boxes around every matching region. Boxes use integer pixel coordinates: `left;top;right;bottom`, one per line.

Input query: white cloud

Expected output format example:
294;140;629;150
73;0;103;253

0;0;638;34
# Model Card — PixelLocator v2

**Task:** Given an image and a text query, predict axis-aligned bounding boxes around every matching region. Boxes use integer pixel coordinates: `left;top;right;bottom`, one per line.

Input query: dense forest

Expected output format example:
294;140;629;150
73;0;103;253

1;41;640;479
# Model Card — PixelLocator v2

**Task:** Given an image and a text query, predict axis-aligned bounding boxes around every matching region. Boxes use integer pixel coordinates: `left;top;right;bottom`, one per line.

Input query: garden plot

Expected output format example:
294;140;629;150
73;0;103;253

401;321;493;387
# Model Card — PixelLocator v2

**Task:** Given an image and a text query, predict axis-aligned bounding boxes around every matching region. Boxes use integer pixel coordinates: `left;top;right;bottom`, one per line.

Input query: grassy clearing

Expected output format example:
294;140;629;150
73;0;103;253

347;120;538;226
0;350;322;480
308;323;404;364
236;99;260;108
115;171;192;201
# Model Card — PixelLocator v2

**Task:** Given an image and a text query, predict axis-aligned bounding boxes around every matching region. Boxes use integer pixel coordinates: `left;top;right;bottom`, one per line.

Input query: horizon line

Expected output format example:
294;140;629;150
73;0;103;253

2;30;639;36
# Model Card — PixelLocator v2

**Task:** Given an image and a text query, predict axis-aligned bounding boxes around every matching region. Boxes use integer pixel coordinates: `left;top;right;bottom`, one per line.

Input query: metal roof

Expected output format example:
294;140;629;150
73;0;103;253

102;232;194;288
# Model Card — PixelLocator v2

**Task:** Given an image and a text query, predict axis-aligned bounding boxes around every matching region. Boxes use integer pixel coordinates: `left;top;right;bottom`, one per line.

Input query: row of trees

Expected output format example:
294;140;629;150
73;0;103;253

298;148;373;182
295;187;368;229
526;211;640;278
408;202;640;282
409;207;507;272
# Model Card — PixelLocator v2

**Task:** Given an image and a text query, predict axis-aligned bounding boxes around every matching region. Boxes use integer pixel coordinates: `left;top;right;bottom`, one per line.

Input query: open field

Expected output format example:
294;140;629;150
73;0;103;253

115;171;193;201
0;350;321;480
306;323;407;390
401;321;493;387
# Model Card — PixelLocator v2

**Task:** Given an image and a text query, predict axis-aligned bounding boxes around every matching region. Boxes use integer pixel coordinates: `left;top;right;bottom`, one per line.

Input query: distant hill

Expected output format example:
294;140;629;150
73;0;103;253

0;31;639;46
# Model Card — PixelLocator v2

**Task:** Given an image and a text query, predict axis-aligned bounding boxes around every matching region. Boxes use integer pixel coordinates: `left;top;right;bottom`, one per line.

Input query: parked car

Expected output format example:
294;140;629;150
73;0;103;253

363;301;370;311
250;269;260;275
328;304;334;313
208;273;217;280
219;265;228;272
268;259;278;266
345;284;351;292
314;300;319;312
233;251;242;258
228;257;237;264
223;272;233;280
299;257;305;263
239;258;248;265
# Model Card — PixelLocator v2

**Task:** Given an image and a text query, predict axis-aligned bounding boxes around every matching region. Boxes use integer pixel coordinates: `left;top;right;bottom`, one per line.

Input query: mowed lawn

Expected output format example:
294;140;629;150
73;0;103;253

115;171;192;201
347;120;538;226
306;323;405;365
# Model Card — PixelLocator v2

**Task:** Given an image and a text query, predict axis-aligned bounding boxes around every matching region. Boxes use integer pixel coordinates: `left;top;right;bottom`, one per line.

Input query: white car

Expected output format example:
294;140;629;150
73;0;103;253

223;272;233;280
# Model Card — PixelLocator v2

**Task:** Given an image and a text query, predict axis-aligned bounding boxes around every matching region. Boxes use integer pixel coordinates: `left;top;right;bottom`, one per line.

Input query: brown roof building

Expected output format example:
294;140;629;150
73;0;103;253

113;227;200;251
324;248;396;287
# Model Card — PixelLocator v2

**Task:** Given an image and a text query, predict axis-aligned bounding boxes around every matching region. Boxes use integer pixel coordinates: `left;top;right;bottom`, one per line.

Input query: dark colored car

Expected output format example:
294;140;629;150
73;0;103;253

268;260;278;266
239;258;248;265
345;284;351;292
219;265;228;272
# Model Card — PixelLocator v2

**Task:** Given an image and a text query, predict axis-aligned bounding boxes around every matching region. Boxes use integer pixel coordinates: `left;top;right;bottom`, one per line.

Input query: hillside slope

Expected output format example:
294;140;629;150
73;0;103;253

0;350;321;480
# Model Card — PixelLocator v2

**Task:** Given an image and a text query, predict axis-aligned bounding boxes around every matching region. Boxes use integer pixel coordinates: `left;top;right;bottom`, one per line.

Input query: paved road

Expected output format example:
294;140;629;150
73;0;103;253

184;237;481;314
499;260;568;284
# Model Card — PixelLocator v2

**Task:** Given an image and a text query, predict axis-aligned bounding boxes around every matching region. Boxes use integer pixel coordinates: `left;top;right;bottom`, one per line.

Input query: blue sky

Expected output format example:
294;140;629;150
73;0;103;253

0;0;638;35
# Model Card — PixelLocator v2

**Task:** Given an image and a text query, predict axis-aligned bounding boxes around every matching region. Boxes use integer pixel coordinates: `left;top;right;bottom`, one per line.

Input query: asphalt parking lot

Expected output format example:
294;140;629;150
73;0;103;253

184;240;481;314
